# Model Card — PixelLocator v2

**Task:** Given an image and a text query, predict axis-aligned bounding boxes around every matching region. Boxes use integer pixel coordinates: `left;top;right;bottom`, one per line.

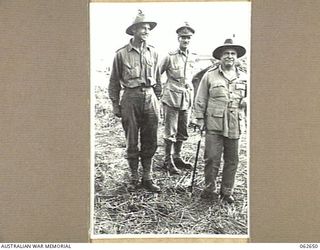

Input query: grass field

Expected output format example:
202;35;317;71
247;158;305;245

92;73;248;236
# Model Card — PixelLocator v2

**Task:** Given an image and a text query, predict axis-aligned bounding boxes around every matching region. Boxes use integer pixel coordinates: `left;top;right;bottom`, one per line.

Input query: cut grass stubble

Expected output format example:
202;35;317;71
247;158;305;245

94;83;248;236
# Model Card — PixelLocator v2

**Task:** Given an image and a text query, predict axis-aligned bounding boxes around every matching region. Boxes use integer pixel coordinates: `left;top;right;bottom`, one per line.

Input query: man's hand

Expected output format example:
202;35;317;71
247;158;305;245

153;83;162;100
196;118;205;131
112;102;121;118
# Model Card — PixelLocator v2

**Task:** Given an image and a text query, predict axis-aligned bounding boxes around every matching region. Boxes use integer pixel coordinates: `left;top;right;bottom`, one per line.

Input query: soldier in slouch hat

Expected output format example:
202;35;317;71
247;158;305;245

108;10;162;192
195;38;247;203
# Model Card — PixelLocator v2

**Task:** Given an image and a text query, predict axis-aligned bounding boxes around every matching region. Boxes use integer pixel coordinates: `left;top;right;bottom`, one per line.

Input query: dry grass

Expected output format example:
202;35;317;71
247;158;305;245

93;74;248;236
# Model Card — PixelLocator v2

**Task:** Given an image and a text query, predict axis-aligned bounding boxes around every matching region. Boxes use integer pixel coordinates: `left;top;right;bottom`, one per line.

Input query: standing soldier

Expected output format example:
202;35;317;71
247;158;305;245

160;22;197;175
194;38;247;203
108;10;162;192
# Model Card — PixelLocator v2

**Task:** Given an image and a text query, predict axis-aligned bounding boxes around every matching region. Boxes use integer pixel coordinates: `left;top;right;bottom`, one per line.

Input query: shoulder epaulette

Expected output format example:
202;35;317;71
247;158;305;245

115;44;127;53
168;49;179;55
207;64;219;72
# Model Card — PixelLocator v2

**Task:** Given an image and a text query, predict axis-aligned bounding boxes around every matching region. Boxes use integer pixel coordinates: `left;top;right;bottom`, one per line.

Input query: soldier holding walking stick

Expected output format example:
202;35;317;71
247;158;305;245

194;38;247;203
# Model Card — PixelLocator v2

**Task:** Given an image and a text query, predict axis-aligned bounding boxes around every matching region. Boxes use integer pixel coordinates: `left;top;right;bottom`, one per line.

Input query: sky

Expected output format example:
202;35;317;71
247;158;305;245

90;2;251;74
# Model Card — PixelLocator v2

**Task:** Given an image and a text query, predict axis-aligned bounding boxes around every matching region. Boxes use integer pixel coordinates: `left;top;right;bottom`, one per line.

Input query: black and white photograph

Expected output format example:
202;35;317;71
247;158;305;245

90;1;251;238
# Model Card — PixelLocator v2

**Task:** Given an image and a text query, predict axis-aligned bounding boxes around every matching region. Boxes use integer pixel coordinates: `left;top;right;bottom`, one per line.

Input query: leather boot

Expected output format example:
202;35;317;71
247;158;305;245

200;168;219;200
220;186;235;204
141;158;161;193
127;158;140;191
173;141;193;170
200;187;218;200
220;193;235;204
141;179;161;193
163;140;181;175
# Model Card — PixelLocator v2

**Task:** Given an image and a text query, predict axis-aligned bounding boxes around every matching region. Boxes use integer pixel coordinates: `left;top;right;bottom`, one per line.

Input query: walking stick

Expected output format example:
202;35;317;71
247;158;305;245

190;129;203;193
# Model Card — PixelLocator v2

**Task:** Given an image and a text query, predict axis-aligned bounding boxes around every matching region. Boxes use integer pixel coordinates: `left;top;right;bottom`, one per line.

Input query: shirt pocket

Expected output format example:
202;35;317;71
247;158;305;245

235;81;247;98
209;84;227;98
123;62;140;80
170;65;184;79
187;60;195;69
206;107;225;131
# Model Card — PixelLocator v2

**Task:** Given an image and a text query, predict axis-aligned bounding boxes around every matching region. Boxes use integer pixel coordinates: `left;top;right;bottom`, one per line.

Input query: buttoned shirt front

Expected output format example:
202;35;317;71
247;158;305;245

194;65;247;139
160;49;197;110
109;41;160;103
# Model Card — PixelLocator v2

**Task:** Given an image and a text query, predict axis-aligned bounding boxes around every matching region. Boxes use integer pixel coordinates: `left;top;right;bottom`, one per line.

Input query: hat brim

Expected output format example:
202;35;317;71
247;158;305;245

126;22;157;35
212;45;246;59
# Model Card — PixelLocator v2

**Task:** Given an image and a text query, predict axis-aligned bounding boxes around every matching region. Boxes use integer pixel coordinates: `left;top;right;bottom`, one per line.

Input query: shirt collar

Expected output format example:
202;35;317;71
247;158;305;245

218;64;240;78
178;48;189;56
127;39;151;53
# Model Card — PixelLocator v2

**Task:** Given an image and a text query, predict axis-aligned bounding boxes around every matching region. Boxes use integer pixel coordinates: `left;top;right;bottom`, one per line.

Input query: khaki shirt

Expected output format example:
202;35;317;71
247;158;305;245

108;41;160;104
160;49;197;110
194;65;247;139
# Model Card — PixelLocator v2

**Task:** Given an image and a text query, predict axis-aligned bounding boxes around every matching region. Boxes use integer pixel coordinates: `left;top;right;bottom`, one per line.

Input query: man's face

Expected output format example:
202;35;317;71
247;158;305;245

178;36;191;50
133;23;151;42
220;48;238;67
